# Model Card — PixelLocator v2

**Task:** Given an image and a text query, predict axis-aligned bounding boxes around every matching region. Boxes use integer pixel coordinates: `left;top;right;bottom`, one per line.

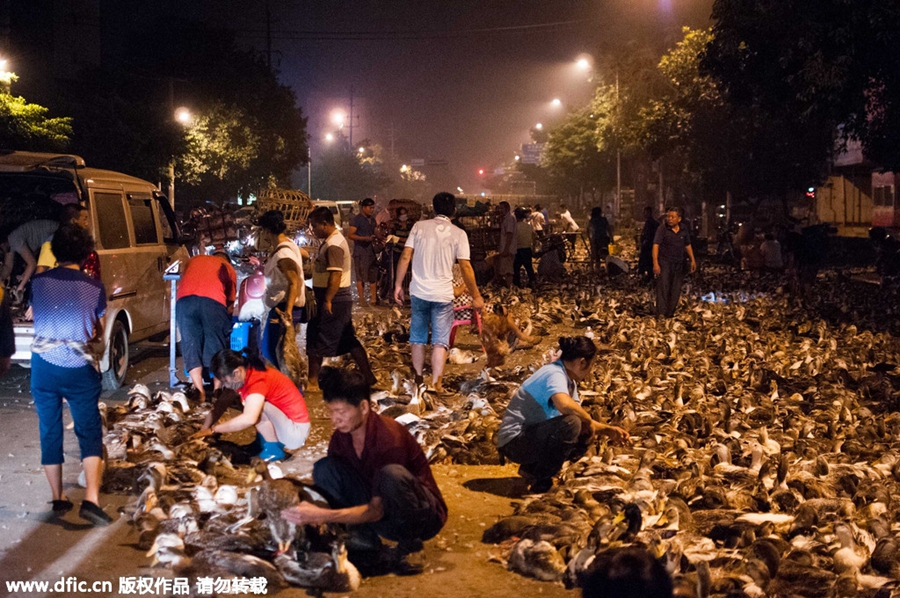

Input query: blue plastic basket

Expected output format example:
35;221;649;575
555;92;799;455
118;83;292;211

230;321;252;351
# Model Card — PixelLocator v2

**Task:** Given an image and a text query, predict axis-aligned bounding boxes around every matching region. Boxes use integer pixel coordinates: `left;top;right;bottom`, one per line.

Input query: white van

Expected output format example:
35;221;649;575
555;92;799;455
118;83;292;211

311;200;343;228
0;151;188;389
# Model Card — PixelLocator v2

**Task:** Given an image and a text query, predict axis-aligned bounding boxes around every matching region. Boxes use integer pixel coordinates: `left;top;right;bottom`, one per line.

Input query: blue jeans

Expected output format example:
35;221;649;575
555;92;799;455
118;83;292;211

409;296;454;349
31;353;103;465
261;303;303;369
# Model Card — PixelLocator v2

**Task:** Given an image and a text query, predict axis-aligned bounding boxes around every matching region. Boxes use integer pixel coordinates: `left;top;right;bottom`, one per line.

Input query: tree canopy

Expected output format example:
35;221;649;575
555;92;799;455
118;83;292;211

640;27;832;203
704;0;900;171
0;92;72;152
543;108;613;197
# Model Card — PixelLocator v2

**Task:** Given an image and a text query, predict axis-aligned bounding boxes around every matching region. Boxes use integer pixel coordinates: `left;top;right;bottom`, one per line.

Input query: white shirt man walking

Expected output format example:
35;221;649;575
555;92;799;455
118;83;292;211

394;193;484;392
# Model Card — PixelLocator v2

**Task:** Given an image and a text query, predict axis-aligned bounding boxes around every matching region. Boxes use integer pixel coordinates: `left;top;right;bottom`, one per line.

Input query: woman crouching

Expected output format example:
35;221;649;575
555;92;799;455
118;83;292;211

196;349;310;461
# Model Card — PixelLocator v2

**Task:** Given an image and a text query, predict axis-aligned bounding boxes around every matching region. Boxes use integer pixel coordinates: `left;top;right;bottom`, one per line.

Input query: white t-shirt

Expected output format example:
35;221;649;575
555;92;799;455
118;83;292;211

264;241;305;308
500;213;517;253
531;211;545;232
561;210;579;232
313;230;352;289
405;216;470;303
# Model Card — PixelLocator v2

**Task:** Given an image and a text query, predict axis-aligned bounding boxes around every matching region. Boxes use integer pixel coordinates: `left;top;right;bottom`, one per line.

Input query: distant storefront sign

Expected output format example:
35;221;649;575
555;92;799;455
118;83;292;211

411;158;425;167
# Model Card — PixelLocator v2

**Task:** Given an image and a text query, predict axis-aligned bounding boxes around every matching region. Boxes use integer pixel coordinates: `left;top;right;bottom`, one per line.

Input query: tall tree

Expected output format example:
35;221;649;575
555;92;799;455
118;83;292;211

543;108;615;198
642;26;832;205
704;0;900;171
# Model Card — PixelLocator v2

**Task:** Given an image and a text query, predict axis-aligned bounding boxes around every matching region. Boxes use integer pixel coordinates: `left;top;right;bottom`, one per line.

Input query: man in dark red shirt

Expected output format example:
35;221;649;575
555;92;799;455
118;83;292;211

281;367;446;572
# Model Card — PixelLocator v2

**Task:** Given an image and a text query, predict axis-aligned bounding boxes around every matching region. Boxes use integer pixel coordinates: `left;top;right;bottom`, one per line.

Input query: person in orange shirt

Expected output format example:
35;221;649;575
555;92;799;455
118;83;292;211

176;248;237;402
196;349;310;462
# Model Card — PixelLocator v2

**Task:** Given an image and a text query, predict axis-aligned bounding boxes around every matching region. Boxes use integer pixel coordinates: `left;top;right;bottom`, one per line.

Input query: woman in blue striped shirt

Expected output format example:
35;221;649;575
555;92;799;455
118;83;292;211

30;223;111;526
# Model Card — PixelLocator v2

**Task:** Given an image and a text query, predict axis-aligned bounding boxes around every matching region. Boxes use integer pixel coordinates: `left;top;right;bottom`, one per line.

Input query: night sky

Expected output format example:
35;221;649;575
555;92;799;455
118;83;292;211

60;0;716;192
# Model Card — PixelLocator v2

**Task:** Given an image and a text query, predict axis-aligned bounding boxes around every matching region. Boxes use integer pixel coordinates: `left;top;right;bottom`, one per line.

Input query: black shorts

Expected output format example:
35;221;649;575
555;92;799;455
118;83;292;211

354;250;379;283
307;290;362;357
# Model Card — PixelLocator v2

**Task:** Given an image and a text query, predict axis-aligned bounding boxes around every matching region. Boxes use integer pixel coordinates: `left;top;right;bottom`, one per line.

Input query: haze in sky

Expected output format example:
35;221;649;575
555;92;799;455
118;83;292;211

177;0;715;190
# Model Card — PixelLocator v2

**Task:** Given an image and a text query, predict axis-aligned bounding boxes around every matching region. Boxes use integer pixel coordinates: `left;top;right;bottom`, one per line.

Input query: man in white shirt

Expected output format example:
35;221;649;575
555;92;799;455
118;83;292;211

2;218;59;298
394;193;484;392
559;204;579;232
496;201;516;286
531;205;546;238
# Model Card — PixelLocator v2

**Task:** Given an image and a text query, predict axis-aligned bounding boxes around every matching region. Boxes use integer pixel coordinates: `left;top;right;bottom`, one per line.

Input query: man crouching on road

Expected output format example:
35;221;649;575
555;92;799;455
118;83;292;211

281;366;447;573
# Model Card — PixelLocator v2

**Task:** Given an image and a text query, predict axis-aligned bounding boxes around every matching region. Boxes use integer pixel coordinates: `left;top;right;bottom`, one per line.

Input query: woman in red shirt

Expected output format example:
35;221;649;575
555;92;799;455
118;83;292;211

197;349;310;461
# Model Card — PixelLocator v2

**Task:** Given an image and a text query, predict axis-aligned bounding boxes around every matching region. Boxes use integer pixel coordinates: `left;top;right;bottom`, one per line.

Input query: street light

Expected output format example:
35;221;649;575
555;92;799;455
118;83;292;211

0;57;16;93
174;107;192;125
576;57;591;71
325;133;334;142
169;107;192;208
551;98;562;107
535;123;543;130
358;147;365;154
331;110;346;127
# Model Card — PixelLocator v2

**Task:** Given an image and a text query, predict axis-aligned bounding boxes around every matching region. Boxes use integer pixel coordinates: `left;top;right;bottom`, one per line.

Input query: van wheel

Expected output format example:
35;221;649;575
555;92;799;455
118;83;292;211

102;320;129;391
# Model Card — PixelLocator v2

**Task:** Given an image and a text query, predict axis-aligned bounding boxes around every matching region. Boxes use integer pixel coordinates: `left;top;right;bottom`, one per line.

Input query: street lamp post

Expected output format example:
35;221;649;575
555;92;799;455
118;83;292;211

169;107;192;209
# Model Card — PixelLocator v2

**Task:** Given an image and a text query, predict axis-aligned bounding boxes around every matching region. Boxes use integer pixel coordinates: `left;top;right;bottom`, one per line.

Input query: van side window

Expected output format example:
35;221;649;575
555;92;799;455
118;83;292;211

128;196;159;245
157;203;175;241
94;192;130;249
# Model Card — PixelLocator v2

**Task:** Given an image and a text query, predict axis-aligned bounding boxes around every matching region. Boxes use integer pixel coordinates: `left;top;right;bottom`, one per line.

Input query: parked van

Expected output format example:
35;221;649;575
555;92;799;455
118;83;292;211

0;151;188;389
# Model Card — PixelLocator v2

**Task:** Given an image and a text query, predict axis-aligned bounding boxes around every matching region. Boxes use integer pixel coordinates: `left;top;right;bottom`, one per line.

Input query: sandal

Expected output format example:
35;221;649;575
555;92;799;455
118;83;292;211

51;499;74;513
79;501;113;526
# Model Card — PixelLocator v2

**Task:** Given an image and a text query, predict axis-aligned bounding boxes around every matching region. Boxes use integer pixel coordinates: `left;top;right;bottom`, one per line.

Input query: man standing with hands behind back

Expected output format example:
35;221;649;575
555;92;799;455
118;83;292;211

652;206;696;318
349;198;379;307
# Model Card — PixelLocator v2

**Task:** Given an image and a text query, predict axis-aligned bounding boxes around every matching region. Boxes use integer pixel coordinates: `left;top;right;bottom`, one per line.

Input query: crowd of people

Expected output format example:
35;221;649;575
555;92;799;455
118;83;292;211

4;196;701;508
5;191;772;594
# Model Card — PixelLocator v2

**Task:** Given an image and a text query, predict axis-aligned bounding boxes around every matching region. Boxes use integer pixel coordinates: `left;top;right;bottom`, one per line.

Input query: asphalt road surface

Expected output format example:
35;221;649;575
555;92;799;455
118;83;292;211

0;342;575;598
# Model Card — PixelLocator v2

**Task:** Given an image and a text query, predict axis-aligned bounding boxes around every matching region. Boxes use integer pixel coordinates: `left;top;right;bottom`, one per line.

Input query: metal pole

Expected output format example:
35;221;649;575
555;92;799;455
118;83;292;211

168;78;175;209
658;160;664;212
615;68;621;221
616;151;621;219
168;277;179;387
307;147;311;198
349;85;354;148
168;161;175;209
164;265;183;387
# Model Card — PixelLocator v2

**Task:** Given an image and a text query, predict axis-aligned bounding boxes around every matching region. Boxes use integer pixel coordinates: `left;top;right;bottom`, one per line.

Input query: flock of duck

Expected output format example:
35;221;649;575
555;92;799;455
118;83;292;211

102;386;361;595
100;263;900;597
